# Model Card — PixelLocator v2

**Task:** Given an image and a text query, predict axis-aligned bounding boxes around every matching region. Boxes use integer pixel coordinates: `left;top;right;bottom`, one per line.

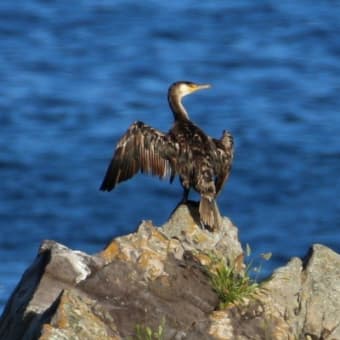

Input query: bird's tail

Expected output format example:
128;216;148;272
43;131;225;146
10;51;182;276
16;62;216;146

199;196;221;231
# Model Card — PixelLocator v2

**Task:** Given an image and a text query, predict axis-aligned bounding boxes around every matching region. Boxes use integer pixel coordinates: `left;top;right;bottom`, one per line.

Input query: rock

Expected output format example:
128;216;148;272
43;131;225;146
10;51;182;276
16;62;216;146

0;203;340;339
208;244;340;340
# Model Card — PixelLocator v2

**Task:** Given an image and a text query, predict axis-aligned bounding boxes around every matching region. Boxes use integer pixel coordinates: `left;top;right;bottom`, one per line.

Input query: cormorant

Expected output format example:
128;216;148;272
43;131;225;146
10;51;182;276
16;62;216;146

100;81;234;231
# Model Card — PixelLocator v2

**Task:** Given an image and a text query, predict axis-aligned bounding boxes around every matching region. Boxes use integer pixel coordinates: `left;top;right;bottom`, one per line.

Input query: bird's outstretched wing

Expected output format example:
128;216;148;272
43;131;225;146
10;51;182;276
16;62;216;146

100;121;176;191
214;130;234;196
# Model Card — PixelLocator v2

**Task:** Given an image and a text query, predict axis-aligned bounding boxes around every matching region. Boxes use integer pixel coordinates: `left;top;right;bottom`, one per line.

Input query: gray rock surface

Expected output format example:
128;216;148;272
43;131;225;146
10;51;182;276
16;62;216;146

0;203;339;339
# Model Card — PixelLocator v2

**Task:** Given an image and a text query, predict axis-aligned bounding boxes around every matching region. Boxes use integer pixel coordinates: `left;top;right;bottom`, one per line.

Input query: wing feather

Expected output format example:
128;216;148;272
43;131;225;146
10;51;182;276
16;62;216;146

214;130;234;196
100;121;175;191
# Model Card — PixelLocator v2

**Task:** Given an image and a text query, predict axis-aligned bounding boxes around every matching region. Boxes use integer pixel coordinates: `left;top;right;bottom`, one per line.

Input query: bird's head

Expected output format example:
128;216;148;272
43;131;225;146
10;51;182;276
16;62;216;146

168;81;211;100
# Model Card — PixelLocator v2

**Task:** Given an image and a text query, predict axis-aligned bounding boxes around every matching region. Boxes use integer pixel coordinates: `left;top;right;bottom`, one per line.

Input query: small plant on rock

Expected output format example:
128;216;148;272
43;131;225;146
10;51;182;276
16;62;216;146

134;318;165;340
206;245;271;309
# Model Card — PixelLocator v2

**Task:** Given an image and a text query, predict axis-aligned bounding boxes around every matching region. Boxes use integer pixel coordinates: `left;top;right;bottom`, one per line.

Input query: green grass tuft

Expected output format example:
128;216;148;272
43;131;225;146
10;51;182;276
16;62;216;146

208;258;258;308
206;245;271;309
134;318;165;340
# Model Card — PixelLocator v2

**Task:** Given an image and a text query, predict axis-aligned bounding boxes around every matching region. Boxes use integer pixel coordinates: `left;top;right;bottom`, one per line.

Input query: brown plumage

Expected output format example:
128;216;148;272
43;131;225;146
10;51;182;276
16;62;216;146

100;81;234;231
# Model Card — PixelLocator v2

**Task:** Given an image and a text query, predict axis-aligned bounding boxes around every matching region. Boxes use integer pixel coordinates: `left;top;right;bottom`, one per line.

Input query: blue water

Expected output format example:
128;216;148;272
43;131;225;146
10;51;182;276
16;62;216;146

1;1;340;312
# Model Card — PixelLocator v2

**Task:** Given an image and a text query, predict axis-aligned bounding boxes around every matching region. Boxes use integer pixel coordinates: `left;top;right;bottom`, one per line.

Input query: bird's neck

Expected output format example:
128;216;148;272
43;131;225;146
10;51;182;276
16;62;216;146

168;95;190;121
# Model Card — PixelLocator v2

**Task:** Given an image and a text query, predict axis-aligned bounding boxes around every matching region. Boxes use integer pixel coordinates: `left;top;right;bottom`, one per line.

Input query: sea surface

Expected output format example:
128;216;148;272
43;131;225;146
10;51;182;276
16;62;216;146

1;1;339;313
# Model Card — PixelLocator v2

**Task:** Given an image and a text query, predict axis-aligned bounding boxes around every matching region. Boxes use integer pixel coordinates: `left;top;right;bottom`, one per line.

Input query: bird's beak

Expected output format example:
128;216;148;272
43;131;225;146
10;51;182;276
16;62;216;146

194;83;211;91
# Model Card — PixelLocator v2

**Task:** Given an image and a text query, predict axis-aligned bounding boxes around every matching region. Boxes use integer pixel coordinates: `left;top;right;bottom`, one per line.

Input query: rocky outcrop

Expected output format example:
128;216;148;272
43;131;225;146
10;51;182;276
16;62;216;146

207;244;340;340
1;202;340;339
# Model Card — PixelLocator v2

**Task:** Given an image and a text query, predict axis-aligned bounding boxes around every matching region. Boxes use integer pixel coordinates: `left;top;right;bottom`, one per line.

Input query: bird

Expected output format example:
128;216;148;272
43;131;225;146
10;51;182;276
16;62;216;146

100;81;234;231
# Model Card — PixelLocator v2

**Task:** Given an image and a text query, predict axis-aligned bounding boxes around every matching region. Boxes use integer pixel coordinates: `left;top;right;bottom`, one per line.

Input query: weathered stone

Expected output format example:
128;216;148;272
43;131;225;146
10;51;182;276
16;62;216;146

0;240;102;340
162;202;243;267
39;289;120;340
205;244;340;339
0;203;339;340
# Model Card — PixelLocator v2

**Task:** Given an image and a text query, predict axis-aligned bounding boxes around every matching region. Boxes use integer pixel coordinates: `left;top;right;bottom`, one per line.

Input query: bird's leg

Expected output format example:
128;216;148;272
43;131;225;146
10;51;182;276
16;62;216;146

179;177;190;204
181;187;190;203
